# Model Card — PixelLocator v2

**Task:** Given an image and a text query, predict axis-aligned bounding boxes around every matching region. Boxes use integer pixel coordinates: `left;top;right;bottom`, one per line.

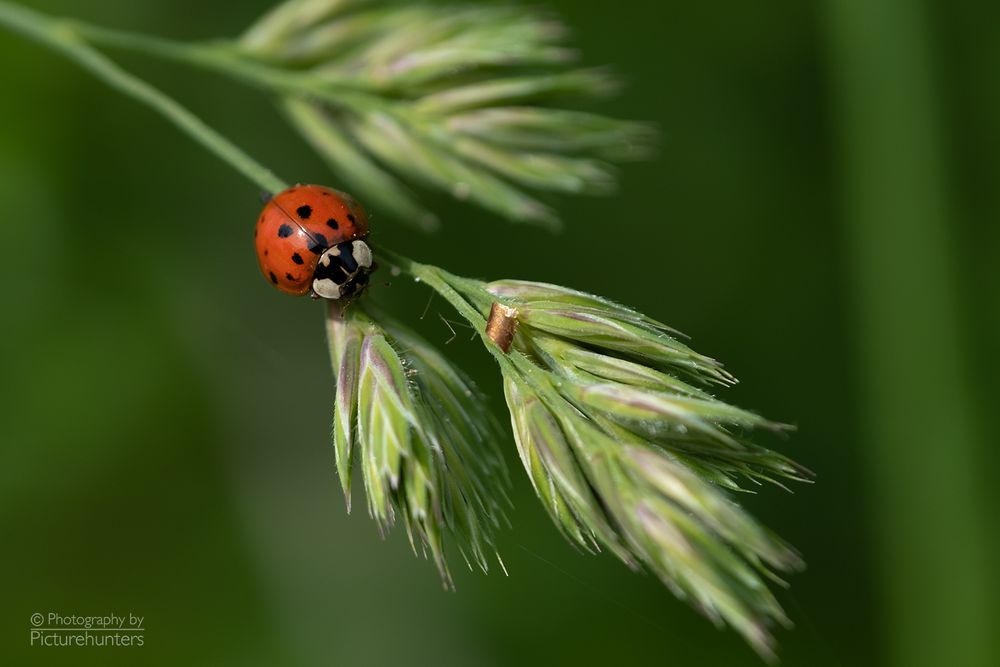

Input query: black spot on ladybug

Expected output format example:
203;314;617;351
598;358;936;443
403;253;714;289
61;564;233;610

321;191;332;196
277;224;293;238
285;272;295;281
326;218;339;230
347;213;356;223
291;253;304;265
269;272;278;284
296;205;313;220
264;249;268;256
307;233;329;255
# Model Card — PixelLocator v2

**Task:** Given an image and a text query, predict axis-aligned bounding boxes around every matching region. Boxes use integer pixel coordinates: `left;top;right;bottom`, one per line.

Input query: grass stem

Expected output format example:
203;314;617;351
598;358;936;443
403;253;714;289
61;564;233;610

0;0;287;194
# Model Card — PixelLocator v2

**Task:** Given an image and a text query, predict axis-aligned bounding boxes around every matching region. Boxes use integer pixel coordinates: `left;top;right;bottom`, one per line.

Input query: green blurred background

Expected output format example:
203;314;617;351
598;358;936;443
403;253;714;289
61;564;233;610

1;1;997;665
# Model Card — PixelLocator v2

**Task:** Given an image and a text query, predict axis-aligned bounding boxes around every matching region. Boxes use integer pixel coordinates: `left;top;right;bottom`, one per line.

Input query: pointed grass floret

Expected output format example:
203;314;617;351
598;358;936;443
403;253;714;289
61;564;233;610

326;308;362;508
503;378;632;563
326;302;508;585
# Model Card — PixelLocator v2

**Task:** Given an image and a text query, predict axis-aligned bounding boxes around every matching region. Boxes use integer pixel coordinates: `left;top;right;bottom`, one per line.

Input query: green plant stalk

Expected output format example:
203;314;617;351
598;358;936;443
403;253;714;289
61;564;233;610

375;248;577;414
378;250;499;354
0;1;287;195
67;20;386;113
824;2;995;666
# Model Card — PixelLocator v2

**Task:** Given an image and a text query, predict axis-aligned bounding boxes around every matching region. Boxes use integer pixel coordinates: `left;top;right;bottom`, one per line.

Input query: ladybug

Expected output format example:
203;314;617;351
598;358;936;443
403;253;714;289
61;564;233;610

255;184;374;300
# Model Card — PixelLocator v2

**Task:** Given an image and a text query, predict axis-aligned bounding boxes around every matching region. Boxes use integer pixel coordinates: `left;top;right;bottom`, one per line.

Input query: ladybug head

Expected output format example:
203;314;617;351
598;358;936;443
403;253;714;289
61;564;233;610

312;239;374;300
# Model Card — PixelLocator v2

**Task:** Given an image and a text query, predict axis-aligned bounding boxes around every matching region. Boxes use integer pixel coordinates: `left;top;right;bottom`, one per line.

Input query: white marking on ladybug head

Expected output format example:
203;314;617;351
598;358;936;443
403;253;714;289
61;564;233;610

313;277;342;300
352;240;373;269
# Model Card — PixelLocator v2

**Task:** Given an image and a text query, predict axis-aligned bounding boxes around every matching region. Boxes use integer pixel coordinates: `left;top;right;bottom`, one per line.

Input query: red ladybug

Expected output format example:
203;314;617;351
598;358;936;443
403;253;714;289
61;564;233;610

255;184;373;299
